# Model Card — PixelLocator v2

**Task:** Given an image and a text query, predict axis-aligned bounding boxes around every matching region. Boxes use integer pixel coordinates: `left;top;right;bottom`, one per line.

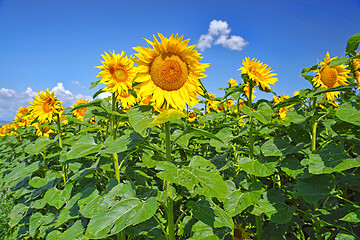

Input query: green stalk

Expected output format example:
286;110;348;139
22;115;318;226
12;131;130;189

165;121;175;240
245;79;263;240
56;114;67;183
311;97;318;153
111;93;120;184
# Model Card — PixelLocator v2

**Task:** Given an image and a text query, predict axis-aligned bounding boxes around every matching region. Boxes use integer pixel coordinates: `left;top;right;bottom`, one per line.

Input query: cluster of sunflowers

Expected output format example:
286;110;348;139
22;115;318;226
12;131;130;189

1;34;360;138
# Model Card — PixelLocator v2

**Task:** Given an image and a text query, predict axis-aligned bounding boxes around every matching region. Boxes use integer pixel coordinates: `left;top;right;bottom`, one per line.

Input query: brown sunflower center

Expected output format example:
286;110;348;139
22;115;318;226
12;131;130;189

150;53;188;91
43;98;55;113
112;68;128;82
321;66;338;88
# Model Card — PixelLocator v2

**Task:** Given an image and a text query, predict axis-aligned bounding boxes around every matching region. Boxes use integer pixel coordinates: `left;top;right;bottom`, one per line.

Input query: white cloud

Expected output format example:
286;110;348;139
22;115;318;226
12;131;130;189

197;20;248;51
97;91;112;99
72;80;86;89
0;83;92;121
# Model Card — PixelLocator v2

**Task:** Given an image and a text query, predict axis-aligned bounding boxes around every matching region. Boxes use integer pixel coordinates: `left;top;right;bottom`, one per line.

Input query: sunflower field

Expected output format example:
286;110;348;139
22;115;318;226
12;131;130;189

1;33;360;240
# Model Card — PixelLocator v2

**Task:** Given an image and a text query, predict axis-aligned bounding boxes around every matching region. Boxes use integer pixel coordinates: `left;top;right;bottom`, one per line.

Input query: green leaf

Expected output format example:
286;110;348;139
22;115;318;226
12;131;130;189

346;33;360;55
7;161;40;183
238;157;275;177
72;99;102;111
67;135;102;159
29;212;44;237
300;64;318;77
186;127;224;143
101;131;144;154
84;197;157;239
261;137;296;157
29;177;47;188
127;105;153;136
56;193;82;227
24;137;53;155
89;79;101;90
224;188;263;216
240;105;268;124
293;175;335;204
340;210;360;223
150;109;186;126
257;102;273;122
328;57;349;67
78;187;101;218
156;156;228;199
209;127;234;151
9;203;28;227
336;102;360;126
188;221;220;240
280;156;304;179
44;183;73;209
59;220;84;240
309;144;360;174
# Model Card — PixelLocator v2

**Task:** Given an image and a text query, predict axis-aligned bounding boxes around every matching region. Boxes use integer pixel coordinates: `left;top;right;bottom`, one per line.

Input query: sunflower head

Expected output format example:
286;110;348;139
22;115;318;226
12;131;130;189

238;57;278;91
29;89;63;123
228;78;238;87
206;93;218;112
72;99;89;121
312;52;351;101
133;33;210;110
14;106;31;128
97;51;136;94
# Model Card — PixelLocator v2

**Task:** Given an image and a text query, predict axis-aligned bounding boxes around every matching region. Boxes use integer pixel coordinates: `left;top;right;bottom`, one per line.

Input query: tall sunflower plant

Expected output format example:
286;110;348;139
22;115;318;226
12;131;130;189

1;33;360;240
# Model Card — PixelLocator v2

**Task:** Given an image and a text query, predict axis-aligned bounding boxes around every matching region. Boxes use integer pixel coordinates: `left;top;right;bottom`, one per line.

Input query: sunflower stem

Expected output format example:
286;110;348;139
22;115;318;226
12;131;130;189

165;121;175;240
311;97;318;153
245;79;263;240
111;93;121;184
56;114;67;183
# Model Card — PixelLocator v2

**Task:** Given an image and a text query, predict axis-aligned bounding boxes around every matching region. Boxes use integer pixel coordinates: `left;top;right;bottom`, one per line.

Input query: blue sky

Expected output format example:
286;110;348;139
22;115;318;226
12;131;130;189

0;0;359;121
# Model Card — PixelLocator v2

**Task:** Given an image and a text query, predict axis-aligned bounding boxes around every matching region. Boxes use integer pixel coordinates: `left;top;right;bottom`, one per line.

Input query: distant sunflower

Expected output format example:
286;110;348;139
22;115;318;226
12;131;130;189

97;51;136;94
133;33;210;110
73;99;89;121
312;52;350;101
14;106;31;128
188;111;197;122
206;92;218;112
352;53;360;88
29;89;63;123
274;95;291;120
238;57;278;91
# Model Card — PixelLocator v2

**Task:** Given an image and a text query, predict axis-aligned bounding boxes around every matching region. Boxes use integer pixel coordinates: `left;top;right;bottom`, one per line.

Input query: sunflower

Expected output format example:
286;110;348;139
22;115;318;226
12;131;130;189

32;122;54;137
206;93;218;112
116;91;138;109
73;98;89;121
312;52;351;101
274;95;291;120
188;111;197;122
97;51;136;94
29;89;63;123
133;33;210;110
228;78;238;87
14;106;31;128
238;57;278;91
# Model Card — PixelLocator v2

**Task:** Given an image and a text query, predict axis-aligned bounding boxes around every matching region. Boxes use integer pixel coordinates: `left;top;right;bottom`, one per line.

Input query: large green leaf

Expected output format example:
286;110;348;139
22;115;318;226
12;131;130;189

150;108;186;126
309;144;360;174
24;137;53;155
9;203;28;227
224;188;263;216
67;135;102;159
156;156;228;199
7;161;40;183
340;210;360;223
59;220;84;240
187;200;233;230
188;221;221;240
84;197;157;239
293;175;335;204
127;105;153;136
346;33;360;55
44;183;73;209
336;102;360;126
101;131;144;154
240;105;268;124
238;157;275;177
261;137;302;157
